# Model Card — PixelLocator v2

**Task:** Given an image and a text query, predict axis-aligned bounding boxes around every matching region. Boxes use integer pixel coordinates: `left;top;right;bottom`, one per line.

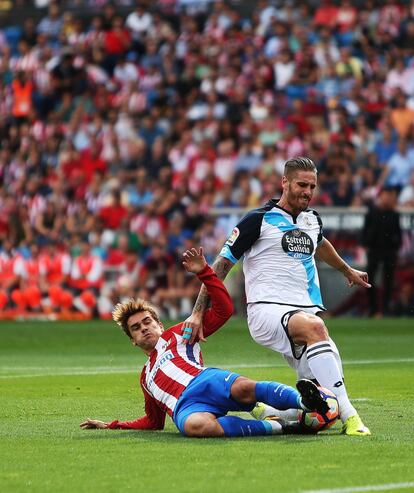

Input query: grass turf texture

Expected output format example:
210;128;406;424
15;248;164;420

1;318;413;493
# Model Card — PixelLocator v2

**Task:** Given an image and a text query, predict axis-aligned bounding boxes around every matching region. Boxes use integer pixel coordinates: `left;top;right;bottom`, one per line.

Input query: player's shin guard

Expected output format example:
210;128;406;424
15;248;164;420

255;381;301;410
217;416;282;437
306;341;356;422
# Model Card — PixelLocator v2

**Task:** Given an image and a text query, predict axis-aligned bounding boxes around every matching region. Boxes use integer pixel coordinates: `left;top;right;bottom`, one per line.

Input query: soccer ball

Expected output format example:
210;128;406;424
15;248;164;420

297;387;339;431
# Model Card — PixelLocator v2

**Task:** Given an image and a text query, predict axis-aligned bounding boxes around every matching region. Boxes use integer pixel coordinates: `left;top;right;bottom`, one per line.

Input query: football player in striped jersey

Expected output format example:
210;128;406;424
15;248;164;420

80;247;328;438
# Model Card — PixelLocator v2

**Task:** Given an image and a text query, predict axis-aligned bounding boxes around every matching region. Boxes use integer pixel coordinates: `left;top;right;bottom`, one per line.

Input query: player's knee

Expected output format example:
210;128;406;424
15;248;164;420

307;317;329;342
230;377;256;404
184;415;223;438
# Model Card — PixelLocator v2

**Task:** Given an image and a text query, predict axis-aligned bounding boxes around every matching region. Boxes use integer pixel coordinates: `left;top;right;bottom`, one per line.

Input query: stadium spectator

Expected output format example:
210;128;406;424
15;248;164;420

398;170;414;207
34;199;63;246
70;240;103;315
0;0;412;319
11;71;33;121
11;244;45;313
379;138;414;191
361;186;402;317
391;281;414;316
99;189;128;230
37;2;63;44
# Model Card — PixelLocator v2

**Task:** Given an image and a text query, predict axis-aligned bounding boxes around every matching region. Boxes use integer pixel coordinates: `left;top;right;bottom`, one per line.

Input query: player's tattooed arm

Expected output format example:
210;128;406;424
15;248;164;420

193;256;233;312
212;255;234;281
184;256;234;344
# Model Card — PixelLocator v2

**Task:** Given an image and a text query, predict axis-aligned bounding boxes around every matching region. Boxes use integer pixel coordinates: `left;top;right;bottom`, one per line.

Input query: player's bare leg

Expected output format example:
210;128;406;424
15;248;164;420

184;412;225;437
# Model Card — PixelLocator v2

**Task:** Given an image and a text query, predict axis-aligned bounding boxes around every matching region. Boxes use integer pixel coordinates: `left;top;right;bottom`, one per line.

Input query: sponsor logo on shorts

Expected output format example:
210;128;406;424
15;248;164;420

224;373;234;382
281;229;314;259
225;227;240;246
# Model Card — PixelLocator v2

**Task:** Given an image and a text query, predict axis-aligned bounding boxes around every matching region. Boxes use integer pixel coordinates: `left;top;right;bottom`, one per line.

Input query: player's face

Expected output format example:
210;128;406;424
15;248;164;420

283;170;317;212
127;311;163;352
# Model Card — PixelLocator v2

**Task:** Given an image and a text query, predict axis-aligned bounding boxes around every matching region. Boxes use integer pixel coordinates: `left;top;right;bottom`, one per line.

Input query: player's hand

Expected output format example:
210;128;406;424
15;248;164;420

80;418;108;429
344;268;371;288
182;247;207;274
181;311;206;345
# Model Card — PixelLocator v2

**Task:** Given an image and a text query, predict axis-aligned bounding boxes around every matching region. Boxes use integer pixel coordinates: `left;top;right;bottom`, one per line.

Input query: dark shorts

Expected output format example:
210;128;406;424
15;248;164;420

173;368;255;435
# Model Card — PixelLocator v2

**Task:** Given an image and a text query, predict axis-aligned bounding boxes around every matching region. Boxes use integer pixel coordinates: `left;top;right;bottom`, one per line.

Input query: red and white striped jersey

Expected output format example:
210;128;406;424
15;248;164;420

140;323;204;417
107;265;233;431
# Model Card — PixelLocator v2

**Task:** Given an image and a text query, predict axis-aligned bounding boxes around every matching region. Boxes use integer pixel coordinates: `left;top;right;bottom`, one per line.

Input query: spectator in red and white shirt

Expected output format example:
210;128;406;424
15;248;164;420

80;248;329;438
70;241;103;294
11;244;46;311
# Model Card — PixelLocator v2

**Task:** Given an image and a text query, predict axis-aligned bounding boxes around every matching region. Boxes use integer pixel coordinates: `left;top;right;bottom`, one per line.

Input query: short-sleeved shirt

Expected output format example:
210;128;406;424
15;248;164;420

219;199;325;309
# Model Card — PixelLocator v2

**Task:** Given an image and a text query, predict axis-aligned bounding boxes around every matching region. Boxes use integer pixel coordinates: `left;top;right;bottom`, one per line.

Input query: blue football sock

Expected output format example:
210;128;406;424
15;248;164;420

217;416;275;437
255;381;302;410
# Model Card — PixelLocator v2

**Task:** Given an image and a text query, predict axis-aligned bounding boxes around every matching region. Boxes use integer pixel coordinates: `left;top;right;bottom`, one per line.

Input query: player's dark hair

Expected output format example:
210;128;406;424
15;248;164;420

112;298;162;339
284;157;317;179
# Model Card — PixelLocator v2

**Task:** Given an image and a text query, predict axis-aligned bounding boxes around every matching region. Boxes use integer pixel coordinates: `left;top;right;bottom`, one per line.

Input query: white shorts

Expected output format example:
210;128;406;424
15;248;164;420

247;303;341;380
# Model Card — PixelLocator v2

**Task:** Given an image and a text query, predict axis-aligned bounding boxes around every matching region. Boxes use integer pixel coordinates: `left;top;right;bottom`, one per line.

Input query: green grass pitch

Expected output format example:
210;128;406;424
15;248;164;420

1;318;413;493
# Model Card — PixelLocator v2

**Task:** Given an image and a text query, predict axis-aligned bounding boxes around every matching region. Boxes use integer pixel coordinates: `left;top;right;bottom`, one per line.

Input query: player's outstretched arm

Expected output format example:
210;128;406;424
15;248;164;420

182;247;207;274
316;237;371;288
80;384;166;431
182;254;234;345
80;418;108;429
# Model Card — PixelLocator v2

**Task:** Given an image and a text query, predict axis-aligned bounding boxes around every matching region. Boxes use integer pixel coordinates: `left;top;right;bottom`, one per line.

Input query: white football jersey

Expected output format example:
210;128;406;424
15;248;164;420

220;200;325;309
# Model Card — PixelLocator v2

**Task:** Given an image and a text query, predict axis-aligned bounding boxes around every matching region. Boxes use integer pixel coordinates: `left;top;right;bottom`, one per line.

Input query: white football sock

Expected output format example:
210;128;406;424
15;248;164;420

262;419;283;435
255;404;299;421
306;341;357;422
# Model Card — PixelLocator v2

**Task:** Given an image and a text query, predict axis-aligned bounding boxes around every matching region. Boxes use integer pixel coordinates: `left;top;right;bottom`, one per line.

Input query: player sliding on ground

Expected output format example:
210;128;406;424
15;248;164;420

81;247;328;438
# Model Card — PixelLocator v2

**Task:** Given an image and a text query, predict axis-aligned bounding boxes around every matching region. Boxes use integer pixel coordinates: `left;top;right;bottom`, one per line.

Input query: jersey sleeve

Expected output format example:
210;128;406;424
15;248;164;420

106;373;166;430
219;210;264;264
311;210;324;244
197;264;233;337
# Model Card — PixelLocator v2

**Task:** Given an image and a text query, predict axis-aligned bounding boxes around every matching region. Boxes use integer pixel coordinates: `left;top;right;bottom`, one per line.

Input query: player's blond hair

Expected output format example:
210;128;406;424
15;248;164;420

112;298;161;339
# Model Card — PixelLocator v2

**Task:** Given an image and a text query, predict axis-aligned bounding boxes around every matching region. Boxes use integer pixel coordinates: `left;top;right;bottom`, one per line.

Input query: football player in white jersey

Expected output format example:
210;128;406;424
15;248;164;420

184;157;371;436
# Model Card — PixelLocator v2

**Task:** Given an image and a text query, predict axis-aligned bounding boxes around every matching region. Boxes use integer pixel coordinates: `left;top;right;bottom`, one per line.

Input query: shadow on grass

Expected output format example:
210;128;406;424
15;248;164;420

75;429;329;445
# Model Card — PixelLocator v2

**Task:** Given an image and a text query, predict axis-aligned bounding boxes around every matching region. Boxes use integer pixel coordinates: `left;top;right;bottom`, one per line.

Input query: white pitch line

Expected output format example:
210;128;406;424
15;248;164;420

302;481;414;493
0;357;413;379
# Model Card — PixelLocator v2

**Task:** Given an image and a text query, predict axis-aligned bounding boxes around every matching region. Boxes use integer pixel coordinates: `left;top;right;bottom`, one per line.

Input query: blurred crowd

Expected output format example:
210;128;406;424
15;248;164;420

0;0;414;319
